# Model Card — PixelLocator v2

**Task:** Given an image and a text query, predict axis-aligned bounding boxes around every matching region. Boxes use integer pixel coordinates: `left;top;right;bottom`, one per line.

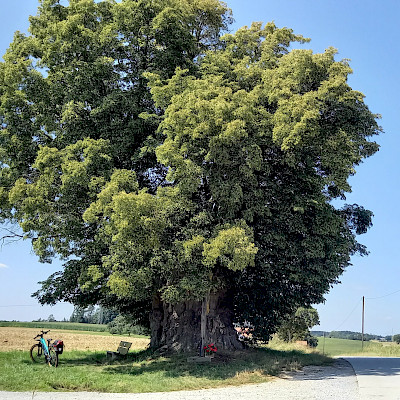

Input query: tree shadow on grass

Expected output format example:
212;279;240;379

58;348;156;367
62;347;333;382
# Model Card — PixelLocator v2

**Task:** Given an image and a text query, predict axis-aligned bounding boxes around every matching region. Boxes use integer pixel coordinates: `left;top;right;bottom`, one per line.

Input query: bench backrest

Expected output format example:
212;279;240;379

117;341;132;355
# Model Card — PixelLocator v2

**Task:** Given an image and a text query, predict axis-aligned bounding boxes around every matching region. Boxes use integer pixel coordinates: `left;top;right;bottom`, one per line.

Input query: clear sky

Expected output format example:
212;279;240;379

0;0;399;336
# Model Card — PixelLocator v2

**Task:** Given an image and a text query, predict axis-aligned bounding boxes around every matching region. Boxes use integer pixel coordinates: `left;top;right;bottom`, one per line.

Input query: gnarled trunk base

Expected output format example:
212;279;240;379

149;290;243;352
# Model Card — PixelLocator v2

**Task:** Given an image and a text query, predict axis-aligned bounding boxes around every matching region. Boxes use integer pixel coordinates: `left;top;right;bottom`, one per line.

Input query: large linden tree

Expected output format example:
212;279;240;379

0;1;379;351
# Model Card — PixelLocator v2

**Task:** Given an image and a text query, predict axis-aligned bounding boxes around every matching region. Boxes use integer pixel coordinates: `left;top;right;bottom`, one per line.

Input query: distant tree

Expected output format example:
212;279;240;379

70;304;117;324
328;331;383;341
277;307;320;343
84;305;95;323
108;315;129;335
69;306;86;323
311;331;328;337
107;315;149;336
393;334;400;344
93;306;118;325
47;314;56;322
329;331;362;340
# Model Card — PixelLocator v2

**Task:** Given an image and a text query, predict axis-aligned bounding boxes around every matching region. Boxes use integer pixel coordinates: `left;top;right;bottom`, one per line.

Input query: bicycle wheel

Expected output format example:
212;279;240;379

30;343;44;363
47;347;58;367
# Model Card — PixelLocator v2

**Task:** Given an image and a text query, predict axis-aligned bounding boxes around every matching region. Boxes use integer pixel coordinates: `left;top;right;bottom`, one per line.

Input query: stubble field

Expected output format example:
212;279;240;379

0;327;149;352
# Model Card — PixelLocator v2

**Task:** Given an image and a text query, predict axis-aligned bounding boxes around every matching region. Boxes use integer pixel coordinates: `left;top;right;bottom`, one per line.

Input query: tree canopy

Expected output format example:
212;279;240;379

277;307;319;342
0;0;380;350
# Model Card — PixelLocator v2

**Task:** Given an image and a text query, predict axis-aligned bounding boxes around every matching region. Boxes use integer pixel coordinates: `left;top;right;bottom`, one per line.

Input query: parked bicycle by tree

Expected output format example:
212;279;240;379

30;330;64;367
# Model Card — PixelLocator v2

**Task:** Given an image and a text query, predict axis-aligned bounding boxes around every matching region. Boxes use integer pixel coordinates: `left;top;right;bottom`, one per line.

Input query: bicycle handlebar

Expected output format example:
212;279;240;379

33;329;50;339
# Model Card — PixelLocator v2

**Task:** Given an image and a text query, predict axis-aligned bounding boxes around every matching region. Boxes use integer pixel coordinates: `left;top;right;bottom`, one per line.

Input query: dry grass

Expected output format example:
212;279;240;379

0;327;149;352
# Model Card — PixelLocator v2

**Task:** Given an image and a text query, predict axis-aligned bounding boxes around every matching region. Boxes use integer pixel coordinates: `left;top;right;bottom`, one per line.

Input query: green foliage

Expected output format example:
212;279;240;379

203;226;258;271
69;305;117;324
0;0;231;318
107;315;149;336
328;331;367;341
70;305;88;323
0;0;380;346
277;307;320;342
147;22;380;340
306;336;318;348
393;334;400;344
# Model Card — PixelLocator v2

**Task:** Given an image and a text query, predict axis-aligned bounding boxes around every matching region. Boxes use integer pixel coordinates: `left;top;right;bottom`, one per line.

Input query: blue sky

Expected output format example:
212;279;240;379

0;0;399;335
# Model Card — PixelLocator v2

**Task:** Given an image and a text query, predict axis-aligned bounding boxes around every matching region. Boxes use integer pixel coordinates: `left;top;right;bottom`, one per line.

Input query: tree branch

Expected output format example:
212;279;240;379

0;227;24;246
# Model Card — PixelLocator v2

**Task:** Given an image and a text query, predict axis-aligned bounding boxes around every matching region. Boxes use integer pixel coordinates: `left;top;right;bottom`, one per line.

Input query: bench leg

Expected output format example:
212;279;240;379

106;351;117;360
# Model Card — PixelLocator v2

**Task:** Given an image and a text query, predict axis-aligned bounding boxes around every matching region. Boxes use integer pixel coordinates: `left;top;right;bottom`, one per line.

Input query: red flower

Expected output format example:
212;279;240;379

204;343;217;354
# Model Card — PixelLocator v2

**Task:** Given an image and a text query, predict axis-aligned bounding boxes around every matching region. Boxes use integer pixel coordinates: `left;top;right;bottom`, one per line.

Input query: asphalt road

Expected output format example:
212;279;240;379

344;357;400;399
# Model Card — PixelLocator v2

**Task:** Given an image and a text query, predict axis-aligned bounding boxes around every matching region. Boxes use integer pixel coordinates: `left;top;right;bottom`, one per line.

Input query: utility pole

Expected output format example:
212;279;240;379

361;296;365;350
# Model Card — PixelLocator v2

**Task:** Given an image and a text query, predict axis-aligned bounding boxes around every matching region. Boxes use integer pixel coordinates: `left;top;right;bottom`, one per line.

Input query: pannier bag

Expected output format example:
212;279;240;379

53;339;64;354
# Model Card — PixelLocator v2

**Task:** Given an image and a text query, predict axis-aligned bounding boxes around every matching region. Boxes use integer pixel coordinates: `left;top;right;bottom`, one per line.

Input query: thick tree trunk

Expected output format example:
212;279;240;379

149;290;244;352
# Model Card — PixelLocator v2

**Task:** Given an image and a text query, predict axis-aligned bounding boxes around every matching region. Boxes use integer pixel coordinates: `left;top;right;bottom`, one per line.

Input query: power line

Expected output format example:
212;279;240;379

332;297;362;331
0;304;38;308
366;289;400;300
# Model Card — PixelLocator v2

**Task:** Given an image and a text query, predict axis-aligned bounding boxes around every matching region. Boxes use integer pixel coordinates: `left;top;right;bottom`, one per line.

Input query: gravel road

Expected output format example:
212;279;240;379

0;359;359;400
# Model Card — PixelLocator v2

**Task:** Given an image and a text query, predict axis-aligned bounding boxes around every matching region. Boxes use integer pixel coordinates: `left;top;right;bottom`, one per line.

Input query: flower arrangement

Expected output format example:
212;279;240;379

203;343;217;356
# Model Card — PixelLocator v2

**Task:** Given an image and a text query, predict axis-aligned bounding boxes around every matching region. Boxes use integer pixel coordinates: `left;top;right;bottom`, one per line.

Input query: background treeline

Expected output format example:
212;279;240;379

0;321;108;332
312;330;392;342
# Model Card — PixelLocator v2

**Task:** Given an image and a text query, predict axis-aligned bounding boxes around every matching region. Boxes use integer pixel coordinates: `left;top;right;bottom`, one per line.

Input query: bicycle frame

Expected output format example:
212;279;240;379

38;336;50;358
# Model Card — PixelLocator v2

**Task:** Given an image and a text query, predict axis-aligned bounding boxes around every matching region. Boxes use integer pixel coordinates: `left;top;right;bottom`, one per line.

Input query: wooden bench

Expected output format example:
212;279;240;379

106;341;132;359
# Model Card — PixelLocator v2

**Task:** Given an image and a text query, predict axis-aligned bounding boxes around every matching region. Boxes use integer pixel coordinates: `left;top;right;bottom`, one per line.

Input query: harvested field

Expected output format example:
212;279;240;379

0;327;149;352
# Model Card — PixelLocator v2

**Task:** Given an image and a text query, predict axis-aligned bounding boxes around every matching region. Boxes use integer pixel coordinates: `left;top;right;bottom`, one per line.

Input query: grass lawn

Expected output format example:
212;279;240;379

316;337;364;356
315;337;400;357
0;347;331;393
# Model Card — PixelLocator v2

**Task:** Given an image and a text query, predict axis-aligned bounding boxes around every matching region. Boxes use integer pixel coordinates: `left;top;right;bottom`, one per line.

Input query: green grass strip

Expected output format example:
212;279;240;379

0;348;331;393
315;337;400;357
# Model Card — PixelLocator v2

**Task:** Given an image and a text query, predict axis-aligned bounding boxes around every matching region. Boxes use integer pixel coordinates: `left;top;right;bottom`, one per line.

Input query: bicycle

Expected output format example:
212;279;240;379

30;330;61;367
